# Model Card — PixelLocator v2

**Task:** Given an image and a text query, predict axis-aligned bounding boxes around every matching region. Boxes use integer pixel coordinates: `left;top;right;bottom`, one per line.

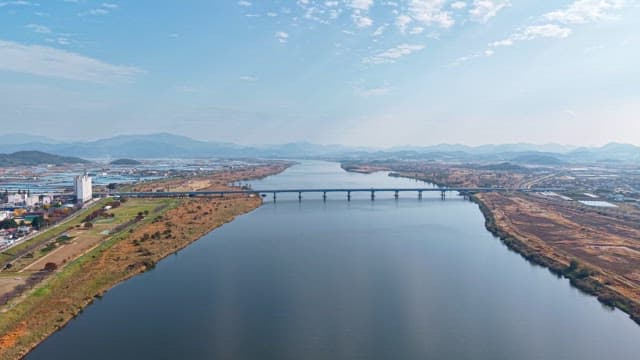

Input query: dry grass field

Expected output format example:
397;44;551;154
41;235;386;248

0;162;289;360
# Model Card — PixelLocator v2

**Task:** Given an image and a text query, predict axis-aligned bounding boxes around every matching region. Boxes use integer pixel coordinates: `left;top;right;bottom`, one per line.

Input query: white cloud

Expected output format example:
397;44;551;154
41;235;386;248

396;14;413;33
353;14;373;27
544;0;626;24
78;2;118;16
515;24;572;40
489;38;512;47
408;0;455;28
409;26;425;34
0;39;143;83
451;1;467;9
372;24;387;36
449;50;493;66
364;43;425;64
275;31;289;43
239;75;258;81
0;1;34;7
490;24;572;47
49;37;71;46
469;0;510;23
238;0;251;6
356;86;393;97
25;24;51;34
349;0;373;11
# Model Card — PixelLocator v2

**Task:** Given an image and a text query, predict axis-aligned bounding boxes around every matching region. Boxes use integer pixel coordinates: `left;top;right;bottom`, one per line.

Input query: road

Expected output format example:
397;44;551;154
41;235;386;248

0;198;101;254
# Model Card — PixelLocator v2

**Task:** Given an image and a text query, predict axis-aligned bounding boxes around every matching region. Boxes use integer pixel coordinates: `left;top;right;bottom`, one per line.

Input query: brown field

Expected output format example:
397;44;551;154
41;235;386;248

0;162;290;360
476;192;640;323
344;160;640;325
126;163;291;193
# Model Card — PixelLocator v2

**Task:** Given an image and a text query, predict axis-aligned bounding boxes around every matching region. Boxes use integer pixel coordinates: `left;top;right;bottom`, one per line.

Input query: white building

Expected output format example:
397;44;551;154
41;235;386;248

6;193;40;207
74;173;93;204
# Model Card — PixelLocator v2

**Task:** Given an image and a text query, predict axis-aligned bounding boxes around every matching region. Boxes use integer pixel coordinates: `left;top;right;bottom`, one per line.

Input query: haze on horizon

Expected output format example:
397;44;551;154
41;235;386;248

0;0;638;147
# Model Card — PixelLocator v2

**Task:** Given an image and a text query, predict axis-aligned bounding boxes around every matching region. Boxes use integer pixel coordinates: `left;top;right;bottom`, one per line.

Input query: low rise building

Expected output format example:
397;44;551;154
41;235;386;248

6;193;40;207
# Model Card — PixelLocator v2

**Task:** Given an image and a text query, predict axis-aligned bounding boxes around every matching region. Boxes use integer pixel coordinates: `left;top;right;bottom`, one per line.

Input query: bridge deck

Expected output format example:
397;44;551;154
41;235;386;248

107;187;562;198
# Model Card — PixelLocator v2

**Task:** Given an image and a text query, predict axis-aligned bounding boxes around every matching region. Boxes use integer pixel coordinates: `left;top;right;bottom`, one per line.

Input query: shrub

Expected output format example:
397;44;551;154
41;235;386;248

43;262;58;272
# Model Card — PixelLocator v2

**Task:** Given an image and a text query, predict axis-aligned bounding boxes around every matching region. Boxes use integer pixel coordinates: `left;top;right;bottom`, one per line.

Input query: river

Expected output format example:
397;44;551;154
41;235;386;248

26;161;640;359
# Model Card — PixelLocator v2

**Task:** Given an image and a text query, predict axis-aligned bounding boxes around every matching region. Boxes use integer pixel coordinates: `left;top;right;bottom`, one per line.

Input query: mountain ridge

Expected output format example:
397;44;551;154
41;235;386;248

0;133;637;163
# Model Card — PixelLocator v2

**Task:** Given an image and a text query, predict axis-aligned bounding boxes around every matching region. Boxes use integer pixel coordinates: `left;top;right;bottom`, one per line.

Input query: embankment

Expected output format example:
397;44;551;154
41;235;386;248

471;194;640;326
0;163;290;359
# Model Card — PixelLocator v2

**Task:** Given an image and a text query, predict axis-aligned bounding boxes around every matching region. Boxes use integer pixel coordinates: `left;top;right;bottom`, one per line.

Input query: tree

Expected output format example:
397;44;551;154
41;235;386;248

0;219;18;229
31;216;43;230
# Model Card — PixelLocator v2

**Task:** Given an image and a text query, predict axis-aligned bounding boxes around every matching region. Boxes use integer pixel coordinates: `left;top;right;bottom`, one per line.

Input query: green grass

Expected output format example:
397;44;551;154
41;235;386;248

0;198;181;357
0;200;108;264
1;198;172;267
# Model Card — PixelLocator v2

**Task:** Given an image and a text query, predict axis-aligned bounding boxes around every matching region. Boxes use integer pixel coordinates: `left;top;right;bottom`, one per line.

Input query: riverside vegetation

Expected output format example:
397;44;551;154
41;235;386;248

343;161;640;326
0;162;290;359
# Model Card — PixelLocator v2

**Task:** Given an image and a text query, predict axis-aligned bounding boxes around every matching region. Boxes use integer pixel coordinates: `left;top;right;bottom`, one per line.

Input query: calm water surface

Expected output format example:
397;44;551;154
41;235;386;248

27;161;640;359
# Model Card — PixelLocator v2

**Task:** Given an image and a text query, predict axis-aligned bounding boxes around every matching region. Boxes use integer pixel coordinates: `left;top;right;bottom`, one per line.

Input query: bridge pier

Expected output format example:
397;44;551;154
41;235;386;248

370;190;375;201
441;191;446;200
298;192;302;201
347;191;351;201
273;192;277;202
418;190;423;200
323;192;327;201
394;190;399;199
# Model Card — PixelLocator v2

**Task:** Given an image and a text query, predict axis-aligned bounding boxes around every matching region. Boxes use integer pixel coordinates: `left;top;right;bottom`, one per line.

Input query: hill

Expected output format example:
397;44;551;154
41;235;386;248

476;162;526;171
0;151;89;166
110;158;142;165
0;133;638;163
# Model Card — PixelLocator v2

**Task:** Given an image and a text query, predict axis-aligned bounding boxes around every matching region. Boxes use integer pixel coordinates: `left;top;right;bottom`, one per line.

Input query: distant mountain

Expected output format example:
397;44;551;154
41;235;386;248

110;158;142;165
567;142;640;163
388;143;576;154
0;133;637;163
0;133;368;159
0;133;60;145
0;151;89;166
476;162;526;171
508;154;565;165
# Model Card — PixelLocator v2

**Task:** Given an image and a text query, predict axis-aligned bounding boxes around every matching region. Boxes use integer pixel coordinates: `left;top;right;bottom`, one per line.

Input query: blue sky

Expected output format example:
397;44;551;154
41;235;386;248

0;0;638;146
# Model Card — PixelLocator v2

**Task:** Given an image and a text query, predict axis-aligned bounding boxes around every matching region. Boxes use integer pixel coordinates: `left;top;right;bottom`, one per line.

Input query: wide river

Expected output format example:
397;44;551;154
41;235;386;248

27;161;640;359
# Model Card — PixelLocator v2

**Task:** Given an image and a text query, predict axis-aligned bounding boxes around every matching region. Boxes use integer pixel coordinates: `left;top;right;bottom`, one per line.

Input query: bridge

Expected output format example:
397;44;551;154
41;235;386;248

107;187;561;201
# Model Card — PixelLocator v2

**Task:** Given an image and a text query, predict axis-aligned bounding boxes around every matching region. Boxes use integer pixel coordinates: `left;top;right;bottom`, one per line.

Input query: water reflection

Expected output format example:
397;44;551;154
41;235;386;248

26;161;640;360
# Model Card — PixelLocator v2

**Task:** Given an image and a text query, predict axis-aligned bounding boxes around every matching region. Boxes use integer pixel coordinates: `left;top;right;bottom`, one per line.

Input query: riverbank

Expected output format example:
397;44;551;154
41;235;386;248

0;162;291;359
472;192;640;325
341;163;640;326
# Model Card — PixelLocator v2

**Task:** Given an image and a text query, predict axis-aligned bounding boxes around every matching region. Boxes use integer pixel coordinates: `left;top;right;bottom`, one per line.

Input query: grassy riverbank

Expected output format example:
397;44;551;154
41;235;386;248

0;163;290;359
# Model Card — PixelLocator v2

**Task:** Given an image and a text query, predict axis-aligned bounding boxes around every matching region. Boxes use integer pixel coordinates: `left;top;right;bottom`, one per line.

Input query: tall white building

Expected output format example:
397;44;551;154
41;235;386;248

74;173;92;204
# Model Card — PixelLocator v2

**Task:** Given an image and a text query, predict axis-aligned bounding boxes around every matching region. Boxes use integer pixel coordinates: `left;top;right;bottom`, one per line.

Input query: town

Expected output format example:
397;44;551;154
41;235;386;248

0;173;93;250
